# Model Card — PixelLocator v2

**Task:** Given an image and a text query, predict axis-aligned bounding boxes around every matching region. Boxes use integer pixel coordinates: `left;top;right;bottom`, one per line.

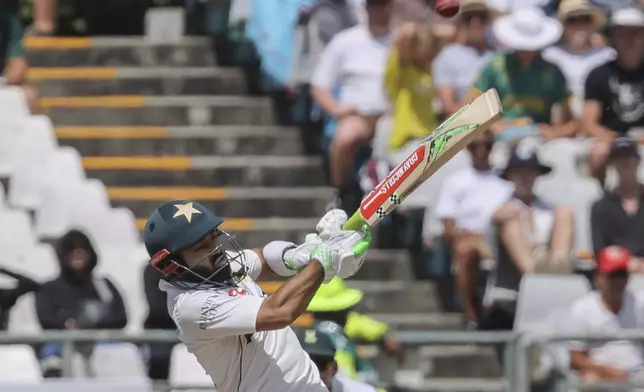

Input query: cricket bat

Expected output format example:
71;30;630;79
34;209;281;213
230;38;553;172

342;88;503;230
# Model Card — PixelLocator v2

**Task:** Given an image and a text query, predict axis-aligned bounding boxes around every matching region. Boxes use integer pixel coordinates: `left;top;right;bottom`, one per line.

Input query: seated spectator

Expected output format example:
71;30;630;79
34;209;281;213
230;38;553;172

468;8;577;144
0;8;40;113
435;132;513;327
481;145;574;331
310;0;393;206
432;0;495;118
35;230;127;377
583;7;644;183
591;137;644;272
307;277;402;387
141;263;176;381
0;267;39;330
543;0;615;118
293;327;378;392
384;22;439;161
569;246;644;383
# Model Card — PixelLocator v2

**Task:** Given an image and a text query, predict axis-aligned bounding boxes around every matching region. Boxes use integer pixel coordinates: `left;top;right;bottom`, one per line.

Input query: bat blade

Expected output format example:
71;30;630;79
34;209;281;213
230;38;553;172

343;88;503;230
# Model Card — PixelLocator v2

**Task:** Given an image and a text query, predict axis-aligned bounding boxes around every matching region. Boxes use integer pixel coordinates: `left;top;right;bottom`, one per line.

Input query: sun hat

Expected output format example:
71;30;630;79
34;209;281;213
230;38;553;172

307;277;364;312
501;144;552;179
460;0;489;14
493;7;563;51
610;7;644;28
557;0;607;29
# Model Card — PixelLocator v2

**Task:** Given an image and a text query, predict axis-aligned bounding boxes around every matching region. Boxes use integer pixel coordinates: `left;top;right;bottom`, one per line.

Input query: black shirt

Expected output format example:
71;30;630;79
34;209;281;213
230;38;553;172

585;60;644;134
591;188;644;257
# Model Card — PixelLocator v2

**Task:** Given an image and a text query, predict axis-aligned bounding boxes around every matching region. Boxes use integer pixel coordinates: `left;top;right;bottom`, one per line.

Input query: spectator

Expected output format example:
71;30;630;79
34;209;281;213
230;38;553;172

29;0;58;36
468;8;577;143
569;245;644;383
434;132;513;327
0;267;39;330
584;7;644;183
384;22;439;161
307;277;402;387
433;0;495;118
481;145;574;331
308;0;360;47
591;137;644;272
588;0;640;14
543;0;615;118
0;7;40;114
141;263;176;381
293;327;378;392
310;0;393;206
35;230;127;377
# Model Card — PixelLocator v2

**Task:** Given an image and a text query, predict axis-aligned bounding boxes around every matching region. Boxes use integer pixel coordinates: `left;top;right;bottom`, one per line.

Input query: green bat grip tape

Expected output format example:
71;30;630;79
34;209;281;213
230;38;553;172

342;211;367;230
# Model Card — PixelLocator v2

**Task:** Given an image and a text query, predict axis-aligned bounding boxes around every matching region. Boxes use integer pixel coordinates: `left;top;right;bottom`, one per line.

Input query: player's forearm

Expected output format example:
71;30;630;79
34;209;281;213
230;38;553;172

257;262;324;330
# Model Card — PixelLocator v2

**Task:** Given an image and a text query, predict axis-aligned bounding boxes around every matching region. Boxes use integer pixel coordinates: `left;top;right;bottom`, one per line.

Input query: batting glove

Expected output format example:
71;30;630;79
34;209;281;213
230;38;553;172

316;209;347;240
321;224;371;279
283;240;339;282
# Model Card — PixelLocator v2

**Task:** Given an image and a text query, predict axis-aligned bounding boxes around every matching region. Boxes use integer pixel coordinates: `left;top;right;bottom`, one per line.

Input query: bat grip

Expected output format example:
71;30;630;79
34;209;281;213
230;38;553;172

342;212;367;230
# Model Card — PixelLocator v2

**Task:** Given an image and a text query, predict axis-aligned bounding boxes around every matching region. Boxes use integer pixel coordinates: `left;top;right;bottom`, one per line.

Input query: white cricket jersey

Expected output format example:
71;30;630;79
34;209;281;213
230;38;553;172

159;249;327;392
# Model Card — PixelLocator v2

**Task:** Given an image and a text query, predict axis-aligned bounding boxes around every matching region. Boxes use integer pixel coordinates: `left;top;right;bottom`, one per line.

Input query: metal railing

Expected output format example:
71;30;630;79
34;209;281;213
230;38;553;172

2;329;643;391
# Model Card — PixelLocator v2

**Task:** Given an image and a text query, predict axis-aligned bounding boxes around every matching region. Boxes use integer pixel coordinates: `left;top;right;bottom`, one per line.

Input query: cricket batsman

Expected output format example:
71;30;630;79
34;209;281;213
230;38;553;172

143;200;371;392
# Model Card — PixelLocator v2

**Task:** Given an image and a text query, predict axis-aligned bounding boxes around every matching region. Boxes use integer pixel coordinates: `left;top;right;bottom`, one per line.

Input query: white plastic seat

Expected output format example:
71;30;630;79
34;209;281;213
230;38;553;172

0;345;42;382
170;344;212;386
77;208;139;253
537;138;584;176
0;209;36;249
0;182;6;211
9;146;84;210
35;179;110;239
515;274;591;332
0;116;58;178
0;87;30;127
89;343;147;379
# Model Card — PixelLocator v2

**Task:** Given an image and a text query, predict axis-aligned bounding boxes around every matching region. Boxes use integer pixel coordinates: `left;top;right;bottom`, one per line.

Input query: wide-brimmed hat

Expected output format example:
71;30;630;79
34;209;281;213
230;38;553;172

557;0;606;29
460;0;489;14
307;277;364;312
493;8;563;51
611;7;644;28
501;145;552;179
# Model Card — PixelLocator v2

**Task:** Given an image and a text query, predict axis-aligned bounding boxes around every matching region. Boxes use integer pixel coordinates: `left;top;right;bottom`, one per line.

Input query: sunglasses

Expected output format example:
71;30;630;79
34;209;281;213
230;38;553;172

565;15;593;25
462;12;489;23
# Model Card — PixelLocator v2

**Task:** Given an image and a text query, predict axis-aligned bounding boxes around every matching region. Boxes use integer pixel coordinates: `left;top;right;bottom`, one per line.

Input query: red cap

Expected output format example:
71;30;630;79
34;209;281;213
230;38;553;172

597;246;630;273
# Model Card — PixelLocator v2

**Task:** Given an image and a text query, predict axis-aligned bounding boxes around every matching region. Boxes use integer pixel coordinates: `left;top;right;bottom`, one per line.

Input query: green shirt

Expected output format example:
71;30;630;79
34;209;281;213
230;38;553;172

0;10;24;74
473;52;569;125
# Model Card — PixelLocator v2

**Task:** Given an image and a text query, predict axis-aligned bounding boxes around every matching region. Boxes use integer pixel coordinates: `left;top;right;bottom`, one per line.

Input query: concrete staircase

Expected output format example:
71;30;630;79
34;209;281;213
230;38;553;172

26;37;500;389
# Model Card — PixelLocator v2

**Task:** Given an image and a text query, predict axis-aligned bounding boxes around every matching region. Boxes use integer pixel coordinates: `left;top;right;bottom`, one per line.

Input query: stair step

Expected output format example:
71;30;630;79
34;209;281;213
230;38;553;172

42;95;274;126
83;155;325;187
26;37;215;67
135;217;317;246
110;186;332;218
31;67;245;96
259;280;443;313
56;125;302;156
420;345;501;378
394;376;504;392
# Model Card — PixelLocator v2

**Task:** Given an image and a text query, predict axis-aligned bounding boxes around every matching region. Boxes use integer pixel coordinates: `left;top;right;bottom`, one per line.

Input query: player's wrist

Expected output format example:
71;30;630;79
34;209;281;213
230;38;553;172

263;241;299;276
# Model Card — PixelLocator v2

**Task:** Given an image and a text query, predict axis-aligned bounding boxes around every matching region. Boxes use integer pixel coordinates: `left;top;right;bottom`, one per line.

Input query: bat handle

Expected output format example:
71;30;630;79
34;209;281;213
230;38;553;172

342;211;367;230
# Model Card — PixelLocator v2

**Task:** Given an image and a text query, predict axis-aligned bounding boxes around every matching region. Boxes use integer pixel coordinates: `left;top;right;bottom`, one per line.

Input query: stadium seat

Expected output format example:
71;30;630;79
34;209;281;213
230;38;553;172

0;87;30;127
537;138;584;176
89;343;147;379
170;344;212;387
0;116;58;179
0;209;37;249
0;182;6;211
515;274;591;332
35;179;110;239
78;208;140;254
0;345;42;383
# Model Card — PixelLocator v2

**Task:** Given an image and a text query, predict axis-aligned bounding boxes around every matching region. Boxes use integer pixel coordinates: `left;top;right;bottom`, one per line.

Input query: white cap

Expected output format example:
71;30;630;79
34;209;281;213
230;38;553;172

611;7;644;27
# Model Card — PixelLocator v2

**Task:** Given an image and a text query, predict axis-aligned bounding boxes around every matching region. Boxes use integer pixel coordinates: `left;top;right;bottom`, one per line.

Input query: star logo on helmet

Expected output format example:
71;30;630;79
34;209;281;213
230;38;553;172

173;202;202;223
